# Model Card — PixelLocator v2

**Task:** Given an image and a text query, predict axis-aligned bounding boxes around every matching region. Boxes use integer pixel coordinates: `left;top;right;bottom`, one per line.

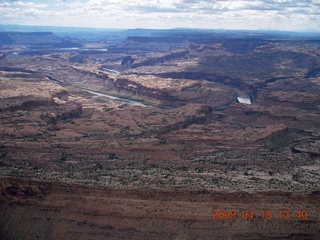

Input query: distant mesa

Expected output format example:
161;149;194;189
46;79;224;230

124;36;267;54
0;32;82;48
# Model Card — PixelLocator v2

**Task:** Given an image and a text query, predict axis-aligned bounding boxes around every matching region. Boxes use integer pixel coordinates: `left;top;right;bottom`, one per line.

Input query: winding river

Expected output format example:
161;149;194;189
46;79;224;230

85;90;147;107
46;75;147;107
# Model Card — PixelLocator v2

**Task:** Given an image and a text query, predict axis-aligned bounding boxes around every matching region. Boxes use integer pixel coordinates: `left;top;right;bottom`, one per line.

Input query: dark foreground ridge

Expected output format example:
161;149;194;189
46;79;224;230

1;177;320;240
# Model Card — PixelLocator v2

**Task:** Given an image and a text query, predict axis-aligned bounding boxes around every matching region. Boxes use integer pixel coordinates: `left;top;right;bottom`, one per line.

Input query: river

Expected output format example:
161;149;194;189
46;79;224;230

102;68;121;75
237;97;252;104
85;90;147;107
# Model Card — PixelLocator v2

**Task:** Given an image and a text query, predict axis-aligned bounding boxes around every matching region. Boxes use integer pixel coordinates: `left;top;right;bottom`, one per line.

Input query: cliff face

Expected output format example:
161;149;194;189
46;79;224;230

111;75;234;107
131;50;189;68
113;77;178;102
0;98;51;112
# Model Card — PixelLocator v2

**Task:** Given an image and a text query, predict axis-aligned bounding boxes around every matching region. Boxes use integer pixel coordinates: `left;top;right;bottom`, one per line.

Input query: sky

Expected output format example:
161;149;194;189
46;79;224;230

0;0;319;31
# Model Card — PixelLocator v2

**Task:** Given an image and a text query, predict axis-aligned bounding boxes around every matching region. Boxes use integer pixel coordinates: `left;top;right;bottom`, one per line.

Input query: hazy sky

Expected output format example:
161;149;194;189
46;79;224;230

0;0;319;31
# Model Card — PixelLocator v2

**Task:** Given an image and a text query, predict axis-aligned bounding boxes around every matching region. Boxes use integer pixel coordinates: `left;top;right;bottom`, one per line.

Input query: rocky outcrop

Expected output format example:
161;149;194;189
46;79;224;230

113;77;178;102
156;71;256;97
0;67;35;74
189;43;226;53
58;104;82;120
42;103;82;124
0;97;51;112
131;50;189;68
121;55;135;67
69;54;87;64
158;113;208;135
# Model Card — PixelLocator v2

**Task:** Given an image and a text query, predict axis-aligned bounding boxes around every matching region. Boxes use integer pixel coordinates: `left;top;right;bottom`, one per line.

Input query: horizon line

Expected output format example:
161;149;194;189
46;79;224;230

1;24;320;34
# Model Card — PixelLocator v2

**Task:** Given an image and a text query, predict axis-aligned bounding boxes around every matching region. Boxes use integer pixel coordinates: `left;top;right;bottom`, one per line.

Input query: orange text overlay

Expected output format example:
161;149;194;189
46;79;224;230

212;209;309;220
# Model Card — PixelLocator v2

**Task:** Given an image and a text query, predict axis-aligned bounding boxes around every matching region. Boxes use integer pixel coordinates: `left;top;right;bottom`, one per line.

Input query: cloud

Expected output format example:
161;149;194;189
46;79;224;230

0;0;319;31
13;1;47;8
0;2;11;7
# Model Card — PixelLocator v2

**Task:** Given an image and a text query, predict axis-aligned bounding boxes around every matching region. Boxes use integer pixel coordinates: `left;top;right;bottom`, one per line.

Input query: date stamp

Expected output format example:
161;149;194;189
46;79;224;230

212;209;309;220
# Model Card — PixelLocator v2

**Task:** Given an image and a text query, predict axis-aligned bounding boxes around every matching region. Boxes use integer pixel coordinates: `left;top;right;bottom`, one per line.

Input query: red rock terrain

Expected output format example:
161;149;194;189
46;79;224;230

1;32;320;239
1;177;320;240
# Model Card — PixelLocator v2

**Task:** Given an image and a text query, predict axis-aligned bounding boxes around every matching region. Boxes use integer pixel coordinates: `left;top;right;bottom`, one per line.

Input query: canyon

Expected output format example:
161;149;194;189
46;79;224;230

0;28;320;239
